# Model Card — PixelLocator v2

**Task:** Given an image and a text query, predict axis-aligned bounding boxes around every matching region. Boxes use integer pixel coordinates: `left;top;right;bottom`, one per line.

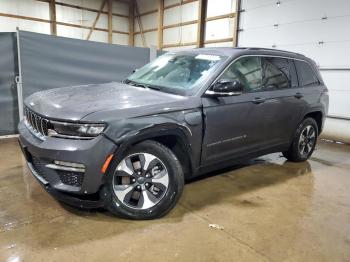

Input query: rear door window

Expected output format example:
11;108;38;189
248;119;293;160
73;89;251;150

262;57;290;90
294;60;319;86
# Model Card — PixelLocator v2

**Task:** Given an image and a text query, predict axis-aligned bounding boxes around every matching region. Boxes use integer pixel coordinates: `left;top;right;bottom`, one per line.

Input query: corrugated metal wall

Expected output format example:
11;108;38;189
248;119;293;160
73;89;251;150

238;0;350;143
238;0;350;119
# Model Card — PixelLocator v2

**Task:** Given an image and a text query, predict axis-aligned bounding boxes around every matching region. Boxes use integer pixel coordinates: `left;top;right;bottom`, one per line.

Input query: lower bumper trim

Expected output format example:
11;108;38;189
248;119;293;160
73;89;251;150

45;186;105;209
27;161;49;185
27;161;104;209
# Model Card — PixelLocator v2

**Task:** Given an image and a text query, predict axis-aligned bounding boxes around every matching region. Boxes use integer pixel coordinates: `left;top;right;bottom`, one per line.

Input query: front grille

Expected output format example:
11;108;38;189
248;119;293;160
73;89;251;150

57;171;84;187
24;107;51;137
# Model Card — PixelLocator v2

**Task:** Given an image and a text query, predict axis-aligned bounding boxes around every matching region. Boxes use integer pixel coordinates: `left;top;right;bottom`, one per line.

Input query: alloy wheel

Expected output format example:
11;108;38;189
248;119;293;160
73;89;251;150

298;125;316;157
112;153;169;210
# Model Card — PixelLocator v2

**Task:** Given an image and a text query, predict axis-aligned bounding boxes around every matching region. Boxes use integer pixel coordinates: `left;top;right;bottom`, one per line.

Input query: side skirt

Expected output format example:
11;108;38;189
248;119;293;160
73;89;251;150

192;143;290;178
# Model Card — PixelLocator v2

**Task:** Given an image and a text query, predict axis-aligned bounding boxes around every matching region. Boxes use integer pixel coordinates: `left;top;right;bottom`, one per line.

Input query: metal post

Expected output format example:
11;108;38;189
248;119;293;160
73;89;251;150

157;0;164;49
234;0;242;47
197;0;207;48
149;45;157;62
16;28;24;121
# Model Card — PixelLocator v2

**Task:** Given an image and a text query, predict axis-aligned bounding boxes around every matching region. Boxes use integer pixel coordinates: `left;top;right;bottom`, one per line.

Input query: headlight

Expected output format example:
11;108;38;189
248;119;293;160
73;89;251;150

49;121;106;138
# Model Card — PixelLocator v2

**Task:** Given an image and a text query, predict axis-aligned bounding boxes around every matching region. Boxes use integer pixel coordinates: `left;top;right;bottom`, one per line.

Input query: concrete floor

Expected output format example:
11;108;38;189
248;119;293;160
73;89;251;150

0;138;349;262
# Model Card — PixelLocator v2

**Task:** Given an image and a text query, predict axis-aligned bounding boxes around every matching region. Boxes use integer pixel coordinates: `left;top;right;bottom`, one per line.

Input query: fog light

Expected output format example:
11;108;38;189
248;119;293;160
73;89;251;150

46;160;85;173
54;160;85;168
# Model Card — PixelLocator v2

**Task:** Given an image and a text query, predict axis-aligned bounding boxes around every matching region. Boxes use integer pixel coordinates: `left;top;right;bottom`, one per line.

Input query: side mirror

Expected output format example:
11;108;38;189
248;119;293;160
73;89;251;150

132;69;139;73
205;79;243;97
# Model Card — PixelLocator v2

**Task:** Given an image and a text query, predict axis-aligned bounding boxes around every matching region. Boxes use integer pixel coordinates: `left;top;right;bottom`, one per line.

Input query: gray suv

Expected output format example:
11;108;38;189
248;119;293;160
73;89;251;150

18;47;329;219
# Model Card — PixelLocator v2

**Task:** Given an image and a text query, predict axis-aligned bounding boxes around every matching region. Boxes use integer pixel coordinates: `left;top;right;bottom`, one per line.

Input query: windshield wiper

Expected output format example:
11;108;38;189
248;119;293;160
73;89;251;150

125;79;161;91
145;84;161;91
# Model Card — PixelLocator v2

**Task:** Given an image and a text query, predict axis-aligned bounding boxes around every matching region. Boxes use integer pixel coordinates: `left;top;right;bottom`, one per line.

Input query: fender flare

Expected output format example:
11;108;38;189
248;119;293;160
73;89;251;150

104;122;195;174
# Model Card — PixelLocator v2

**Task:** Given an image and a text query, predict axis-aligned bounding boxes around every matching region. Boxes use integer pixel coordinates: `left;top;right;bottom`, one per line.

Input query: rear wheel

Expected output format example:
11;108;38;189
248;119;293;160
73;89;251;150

283;118;318;162
101;140;184;220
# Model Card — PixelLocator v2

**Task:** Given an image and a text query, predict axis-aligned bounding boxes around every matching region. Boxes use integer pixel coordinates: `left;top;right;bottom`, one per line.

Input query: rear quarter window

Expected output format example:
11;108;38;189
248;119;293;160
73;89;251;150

294;60;319;87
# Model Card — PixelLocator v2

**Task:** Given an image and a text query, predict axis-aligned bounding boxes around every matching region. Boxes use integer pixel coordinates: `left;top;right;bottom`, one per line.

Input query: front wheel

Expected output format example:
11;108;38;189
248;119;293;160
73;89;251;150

283;117;318;162
101;140;184;220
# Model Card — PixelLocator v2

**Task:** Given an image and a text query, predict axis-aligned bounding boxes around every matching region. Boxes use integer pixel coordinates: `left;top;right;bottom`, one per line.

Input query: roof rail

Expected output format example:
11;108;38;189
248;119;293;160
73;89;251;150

246;47;304;56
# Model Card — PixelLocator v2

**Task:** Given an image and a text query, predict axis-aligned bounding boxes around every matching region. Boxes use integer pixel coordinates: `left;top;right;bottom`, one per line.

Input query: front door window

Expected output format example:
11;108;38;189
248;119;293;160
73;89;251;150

219;56;262;92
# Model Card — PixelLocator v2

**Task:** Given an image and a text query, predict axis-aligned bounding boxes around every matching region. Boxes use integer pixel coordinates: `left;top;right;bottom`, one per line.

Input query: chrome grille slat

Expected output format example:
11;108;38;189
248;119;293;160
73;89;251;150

40;118;45;135
30;112;33;127
32;112;39;133
37;115;42;134
34;115;39;132
31;112;35;129
28;111;31;125
29;112;33;127
24;107;50;137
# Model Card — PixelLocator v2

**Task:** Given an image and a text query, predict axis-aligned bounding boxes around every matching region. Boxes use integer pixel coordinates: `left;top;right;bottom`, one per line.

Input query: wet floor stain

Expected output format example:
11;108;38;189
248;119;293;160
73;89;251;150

0;138;349;261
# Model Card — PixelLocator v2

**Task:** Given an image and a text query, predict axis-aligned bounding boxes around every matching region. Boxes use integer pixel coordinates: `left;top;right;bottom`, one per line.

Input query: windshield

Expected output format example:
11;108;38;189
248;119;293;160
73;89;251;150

126;53;226;95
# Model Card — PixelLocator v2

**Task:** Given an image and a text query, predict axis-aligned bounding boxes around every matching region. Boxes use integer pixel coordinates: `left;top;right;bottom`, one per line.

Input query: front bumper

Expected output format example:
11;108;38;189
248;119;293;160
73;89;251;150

18;121;117;205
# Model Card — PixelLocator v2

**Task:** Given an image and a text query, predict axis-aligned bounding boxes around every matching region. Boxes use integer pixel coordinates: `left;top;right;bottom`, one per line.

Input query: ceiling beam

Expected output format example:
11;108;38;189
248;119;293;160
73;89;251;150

134;28;157;34
36;0;129;18
164;0;198;10
163;41;197;49
0;12;49;23
135;9;158;17
163;19;198;30
205;37;234;44
0;12;129;35
115;0;130;5
205;13;235;22
163;37;234;49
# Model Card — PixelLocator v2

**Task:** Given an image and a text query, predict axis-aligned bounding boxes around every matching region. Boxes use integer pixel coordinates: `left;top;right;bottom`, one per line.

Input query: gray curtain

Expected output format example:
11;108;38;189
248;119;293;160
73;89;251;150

0;30;155;135
19;31;151;98
0;33;18;136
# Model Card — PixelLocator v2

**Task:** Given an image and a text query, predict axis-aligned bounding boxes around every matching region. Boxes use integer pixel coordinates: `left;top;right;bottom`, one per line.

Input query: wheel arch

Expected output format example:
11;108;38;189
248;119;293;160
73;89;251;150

303;110;324;135
112;124;194;180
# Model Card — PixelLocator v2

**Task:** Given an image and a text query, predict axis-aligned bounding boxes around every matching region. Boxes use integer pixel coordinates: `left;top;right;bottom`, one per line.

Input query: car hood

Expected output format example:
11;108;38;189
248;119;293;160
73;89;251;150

24;82;200;121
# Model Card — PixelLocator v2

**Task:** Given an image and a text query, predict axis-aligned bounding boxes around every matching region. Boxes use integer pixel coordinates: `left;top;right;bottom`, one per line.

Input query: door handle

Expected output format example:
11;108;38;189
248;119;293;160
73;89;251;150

295;92;303;99
252;97;266;104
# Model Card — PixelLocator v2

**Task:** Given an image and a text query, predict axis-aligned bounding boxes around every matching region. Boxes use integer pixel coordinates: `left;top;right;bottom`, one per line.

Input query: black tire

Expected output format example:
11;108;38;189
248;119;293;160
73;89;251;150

100;140;184;220
283;117;318;162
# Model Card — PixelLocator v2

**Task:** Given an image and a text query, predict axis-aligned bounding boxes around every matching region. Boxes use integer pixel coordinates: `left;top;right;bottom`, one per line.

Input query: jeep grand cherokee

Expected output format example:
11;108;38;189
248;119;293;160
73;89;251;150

18;47;329;219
